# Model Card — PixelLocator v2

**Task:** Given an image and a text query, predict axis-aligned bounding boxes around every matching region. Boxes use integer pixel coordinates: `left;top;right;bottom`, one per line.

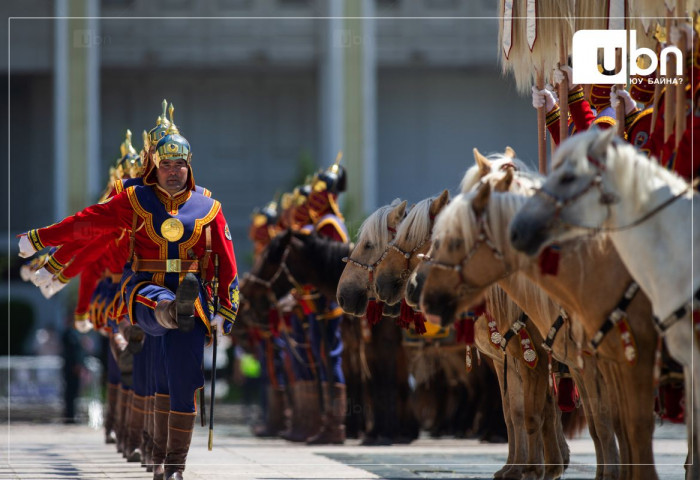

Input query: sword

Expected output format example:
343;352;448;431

208;254;219;451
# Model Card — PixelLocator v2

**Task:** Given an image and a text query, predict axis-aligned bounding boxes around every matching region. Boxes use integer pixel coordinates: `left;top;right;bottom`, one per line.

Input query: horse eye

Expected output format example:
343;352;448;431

364;242;373;250
560;172;576;184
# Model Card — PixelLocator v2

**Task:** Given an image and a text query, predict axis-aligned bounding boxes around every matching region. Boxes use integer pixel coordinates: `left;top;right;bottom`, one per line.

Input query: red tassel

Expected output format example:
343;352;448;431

366;299;384;326
412;310;427;335
471;302;486;317
461;316;474;345
268;308;280;336
557;377;579;413
538;244;561;276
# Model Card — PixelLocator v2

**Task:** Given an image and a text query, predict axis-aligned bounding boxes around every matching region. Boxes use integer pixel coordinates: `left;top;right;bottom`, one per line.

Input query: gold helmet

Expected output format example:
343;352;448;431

115;129;143;179
152;104;191;167
145;99;171;151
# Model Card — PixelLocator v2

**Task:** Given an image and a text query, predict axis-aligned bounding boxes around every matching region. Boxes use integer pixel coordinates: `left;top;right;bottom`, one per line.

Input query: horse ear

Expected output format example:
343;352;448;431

430;189;450;218
473;148;491;176
589;128;615;159
472;181;491;216
389;200;408;226
493;168;514;192
504;146;516;158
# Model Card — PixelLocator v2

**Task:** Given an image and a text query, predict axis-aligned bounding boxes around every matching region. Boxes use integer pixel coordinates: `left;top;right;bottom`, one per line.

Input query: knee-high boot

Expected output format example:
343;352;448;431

152;394;170;480
164;411;196;480
105;384;118;444
142;395;154;471
306;383;346;445
126;394;145;462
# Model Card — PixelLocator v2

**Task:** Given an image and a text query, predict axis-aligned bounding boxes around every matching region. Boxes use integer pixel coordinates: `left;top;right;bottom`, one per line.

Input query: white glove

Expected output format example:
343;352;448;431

32;267;53;287
18;235;35;258
553;65;576;88
610;88;638;115
40;277;68;299
113;332;128;352
19;265;32;282
75;319;94;333
276;293;296;314
531;85;558;112
670;24;695;52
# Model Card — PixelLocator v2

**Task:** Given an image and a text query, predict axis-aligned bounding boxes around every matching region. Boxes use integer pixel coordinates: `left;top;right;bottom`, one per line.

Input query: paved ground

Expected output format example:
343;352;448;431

0;419;689;480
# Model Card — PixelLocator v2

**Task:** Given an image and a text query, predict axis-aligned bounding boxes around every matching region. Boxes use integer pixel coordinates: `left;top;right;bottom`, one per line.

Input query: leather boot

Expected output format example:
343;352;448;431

164;411;196;480
281;381;321;442
126;394;145;462
142;396;154;471
105;384;118;444
306;383;346;445
252;386;287;437
152;394;170;480
115;387;125;453
154;273;199;333
122;390;134;458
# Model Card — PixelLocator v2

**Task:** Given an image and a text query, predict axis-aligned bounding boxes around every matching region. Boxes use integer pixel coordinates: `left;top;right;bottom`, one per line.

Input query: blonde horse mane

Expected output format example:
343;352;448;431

394;195;434;247
356;198;405;247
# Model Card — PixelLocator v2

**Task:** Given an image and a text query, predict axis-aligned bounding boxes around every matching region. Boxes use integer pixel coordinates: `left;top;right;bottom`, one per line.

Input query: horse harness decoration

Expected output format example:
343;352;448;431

589;281;640;365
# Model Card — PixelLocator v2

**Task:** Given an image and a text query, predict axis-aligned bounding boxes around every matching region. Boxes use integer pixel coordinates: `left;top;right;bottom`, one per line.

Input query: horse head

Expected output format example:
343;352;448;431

421;166;527;326
337;199;407;316
510;128;620;255
241;229;295;317
374;190;449;306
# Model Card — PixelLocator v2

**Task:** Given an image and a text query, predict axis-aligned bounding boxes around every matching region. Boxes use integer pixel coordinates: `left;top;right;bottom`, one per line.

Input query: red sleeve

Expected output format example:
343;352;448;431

545;105;561;145
74;261;103;321
26;191;133;251
567;87;595;133
207;210;239;323
60;233;121;279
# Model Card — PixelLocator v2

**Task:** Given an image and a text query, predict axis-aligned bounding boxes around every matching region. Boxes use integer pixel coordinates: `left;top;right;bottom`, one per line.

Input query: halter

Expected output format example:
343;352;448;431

536;153;696;233
341;225;397;290
383;211;436;280
418;212;508;298
245;246;305;302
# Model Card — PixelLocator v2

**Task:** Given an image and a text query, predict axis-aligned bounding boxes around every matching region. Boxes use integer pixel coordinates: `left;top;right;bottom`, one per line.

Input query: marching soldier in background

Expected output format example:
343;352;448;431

19;111;239;480
303;159;349;445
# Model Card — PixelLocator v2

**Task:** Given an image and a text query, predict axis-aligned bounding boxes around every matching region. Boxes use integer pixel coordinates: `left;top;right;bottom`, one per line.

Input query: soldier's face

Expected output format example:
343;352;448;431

157;158;188;194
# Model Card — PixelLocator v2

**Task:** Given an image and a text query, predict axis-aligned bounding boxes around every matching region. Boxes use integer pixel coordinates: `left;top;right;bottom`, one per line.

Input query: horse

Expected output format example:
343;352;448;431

421;159;659;479
509;128;698;478
251;228;419;444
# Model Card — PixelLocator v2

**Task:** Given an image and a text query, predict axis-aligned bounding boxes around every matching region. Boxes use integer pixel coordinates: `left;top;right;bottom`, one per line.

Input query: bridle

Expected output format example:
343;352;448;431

245;245;305;302
382;210;437;281
419;211;510;298
341;225;397;290
535;153;696;233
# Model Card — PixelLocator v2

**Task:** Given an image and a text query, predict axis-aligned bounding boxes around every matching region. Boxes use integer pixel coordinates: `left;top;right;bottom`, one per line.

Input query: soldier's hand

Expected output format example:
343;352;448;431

610;88;638;115
213;313;234;336
276;293;296;313
531;86;557;113
31;267;53;287
19;264;32;282
40;276;67;299
17;234;35;258
553;65;578;91
75;319;94;334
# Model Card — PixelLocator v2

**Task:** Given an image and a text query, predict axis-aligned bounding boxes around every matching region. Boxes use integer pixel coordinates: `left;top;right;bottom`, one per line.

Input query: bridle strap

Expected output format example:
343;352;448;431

541;310;568;353
654;288;700;333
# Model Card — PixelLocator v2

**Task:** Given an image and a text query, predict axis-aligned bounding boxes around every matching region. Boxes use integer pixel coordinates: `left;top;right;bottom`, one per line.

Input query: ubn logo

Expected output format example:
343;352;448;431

572;30;683;84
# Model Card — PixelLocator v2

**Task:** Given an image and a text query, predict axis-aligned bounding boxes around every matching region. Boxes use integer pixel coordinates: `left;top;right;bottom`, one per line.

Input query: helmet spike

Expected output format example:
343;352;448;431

161;99;168;120
168;103;175;125
142;130;149;150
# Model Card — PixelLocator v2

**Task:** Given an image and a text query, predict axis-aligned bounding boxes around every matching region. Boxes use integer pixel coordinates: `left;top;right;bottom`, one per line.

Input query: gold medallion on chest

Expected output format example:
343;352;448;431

161;218;184;242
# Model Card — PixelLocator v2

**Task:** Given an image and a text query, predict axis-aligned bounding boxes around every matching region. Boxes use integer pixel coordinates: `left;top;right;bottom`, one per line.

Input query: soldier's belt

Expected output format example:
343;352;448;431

132;258;200;273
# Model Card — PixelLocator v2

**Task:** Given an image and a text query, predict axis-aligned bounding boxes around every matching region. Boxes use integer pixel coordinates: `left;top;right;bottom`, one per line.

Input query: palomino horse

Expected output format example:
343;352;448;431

510;128;698;478
357;193;568;478
422;159;658;480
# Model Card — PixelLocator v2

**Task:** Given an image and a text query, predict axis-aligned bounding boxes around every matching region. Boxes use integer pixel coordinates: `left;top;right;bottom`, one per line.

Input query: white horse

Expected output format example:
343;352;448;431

509;128;699;479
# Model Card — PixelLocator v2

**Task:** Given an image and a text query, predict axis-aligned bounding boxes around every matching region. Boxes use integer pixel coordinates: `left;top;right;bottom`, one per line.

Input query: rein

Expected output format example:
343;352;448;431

384;211;437;280
245;246;305;301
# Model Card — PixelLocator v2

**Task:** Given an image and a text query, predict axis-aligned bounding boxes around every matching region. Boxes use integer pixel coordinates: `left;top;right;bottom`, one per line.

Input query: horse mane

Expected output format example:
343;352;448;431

356;198;404;247
436;172;559;322
459;153;529;193
554;129;690;211
394;195;434;247
298;233;351;287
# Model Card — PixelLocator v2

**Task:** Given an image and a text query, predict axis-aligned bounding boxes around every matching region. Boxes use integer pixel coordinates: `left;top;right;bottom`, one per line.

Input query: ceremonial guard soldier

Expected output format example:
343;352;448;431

303;159;349;445
19;114;239;480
